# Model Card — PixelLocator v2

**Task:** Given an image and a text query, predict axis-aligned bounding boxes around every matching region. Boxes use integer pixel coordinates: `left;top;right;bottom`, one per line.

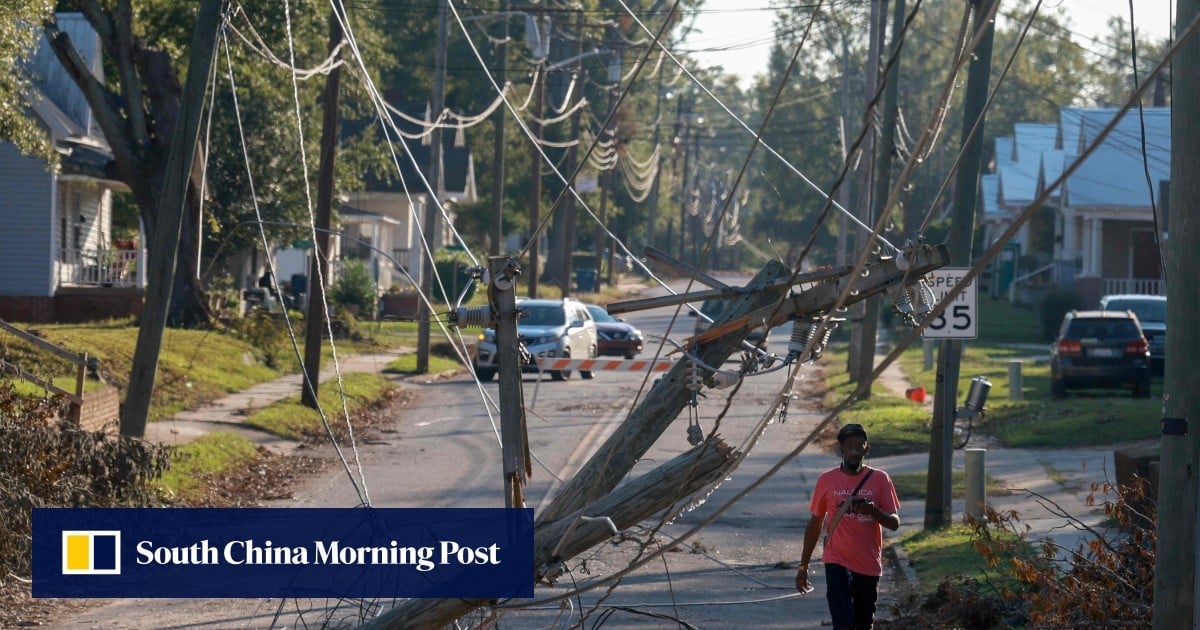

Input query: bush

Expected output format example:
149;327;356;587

332;260;378;315
1038;289;1081;341
231;309;293;369
0;384;168;579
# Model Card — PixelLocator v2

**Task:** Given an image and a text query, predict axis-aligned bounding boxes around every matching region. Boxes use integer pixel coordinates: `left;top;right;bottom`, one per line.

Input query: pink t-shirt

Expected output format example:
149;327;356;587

809;466;900;576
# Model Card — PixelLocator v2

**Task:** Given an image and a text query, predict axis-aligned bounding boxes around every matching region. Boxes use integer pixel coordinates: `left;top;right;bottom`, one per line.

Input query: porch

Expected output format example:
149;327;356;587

57;248;145;288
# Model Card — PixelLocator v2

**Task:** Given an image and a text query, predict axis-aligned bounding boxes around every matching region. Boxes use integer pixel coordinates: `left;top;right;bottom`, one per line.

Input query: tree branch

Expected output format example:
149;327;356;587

42;18;137;184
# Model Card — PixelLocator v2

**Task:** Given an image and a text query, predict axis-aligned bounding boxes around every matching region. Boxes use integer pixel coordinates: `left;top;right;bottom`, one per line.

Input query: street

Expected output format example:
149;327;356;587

58;281;895;628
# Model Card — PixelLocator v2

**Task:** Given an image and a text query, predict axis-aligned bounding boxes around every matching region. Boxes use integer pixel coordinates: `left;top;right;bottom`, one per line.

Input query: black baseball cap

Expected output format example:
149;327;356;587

837;423;868;442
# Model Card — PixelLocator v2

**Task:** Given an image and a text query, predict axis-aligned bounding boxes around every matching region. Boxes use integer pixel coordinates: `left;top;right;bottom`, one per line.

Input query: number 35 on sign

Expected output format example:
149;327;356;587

922;268;977;339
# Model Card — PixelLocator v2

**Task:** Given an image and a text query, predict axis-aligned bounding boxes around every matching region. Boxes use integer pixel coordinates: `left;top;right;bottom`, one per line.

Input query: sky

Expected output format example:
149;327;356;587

685;0;1176;89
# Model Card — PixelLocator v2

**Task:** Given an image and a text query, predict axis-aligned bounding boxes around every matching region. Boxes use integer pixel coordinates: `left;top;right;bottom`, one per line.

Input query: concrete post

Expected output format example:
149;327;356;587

965;448;986;519
1008;360;1023;401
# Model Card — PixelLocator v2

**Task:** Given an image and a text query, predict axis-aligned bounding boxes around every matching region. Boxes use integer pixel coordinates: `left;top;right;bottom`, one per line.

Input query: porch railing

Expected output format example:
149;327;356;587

1102;277;1165;296
59;248;141;288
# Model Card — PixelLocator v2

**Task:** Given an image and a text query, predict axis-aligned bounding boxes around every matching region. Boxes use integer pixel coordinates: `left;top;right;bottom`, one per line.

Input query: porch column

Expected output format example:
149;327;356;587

1087;216;1103;276
1060;209;1077;262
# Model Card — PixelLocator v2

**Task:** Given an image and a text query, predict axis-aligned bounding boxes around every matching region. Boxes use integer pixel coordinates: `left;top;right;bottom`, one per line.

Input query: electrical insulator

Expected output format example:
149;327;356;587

708;371;740;390
452;306;492;329
787;319;815;357
687;422;704;446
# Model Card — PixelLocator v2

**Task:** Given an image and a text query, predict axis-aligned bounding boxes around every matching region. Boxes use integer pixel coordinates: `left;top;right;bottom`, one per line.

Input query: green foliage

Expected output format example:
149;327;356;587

0;383;169;579
231;309;295;369
331;260;378;314
1038;288;1082;341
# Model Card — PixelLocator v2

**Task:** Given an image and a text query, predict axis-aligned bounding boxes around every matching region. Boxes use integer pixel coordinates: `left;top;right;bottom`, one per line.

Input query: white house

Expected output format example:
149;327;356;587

981;106;1168;306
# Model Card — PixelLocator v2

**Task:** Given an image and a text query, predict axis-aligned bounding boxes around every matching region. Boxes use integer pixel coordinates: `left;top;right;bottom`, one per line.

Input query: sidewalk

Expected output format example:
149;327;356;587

143;350;409;454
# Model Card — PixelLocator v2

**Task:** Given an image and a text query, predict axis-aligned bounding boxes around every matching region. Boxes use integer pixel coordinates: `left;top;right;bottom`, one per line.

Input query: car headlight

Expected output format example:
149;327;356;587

479;330;496;342
534;335;557;345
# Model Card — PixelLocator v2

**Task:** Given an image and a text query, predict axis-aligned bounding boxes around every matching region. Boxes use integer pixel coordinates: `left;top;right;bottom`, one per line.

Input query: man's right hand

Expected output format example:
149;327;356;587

795;565;813;593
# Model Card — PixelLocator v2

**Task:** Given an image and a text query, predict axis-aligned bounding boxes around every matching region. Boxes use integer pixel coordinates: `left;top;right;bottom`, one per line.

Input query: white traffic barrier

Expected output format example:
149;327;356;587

534;358;673;372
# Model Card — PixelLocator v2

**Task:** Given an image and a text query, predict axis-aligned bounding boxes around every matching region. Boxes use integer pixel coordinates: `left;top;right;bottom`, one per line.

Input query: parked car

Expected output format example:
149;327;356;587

474;298;598;382
584;304;644;359
1049;309;1151;398
690;298;768;344
1099;294;1166;373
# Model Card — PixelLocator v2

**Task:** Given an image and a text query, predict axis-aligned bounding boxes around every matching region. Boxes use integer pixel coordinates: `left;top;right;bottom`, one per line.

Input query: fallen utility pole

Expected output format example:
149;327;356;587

361;243;948;628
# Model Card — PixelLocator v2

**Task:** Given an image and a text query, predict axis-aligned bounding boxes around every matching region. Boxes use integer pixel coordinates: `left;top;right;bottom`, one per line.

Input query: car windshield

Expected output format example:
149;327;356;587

520;304;565;326
1067;319;1140;339
586;305;617;323
1105;300;1166;324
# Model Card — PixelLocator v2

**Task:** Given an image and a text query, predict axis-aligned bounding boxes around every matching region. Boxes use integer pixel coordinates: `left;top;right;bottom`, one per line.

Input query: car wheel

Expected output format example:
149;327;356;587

624;352;636;360
476;367;496;382
1133;379;1151;398
552;350;572;381
1050;378;1066;399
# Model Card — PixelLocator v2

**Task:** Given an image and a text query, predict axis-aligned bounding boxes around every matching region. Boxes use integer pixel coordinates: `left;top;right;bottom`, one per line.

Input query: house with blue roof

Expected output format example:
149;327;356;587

980;106;1168;307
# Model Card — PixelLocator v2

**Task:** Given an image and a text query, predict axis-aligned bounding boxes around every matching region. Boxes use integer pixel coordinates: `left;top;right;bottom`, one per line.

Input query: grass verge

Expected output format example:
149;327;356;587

157;432;259;502
897;524;1029;594
893;343;1160;447
891;470;1012;501
383;354;460;375
243;372;395;439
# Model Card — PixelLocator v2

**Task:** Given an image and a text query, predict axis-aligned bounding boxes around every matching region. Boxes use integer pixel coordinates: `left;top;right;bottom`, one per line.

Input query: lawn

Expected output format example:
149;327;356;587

0;317;442;423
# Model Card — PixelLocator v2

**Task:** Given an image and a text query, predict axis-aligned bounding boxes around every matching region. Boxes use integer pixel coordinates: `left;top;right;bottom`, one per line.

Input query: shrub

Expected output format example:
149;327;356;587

0;384;168;579
232;309;293;369
1038;289;1081;341
332;259;378;315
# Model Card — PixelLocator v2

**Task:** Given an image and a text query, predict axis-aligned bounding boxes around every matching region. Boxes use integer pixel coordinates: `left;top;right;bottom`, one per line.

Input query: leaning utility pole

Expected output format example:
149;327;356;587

852;0;902;394
559;7;585;298
528;67;544;298
301;8;344;408
490;0;508;256
1154;0;1199;625
120;0;222;437
486;256;530;508
417;0;449;374
924;0;995;530
846;0;884;382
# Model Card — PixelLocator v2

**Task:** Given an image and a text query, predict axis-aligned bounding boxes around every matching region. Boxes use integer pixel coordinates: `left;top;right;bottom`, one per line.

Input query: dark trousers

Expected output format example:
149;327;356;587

824;562;880;630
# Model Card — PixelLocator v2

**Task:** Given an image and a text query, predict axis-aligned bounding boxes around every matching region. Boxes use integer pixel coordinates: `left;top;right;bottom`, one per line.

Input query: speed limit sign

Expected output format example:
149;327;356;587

922;268;977;339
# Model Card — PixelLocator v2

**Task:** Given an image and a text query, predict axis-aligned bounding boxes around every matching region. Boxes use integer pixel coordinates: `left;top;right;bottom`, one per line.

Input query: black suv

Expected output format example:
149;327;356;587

1049;310;1151;398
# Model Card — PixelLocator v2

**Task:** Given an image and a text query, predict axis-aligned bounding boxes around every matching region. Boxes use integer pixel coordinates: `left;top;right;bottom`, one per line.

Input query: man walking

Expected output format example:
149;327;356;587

796;423;900;630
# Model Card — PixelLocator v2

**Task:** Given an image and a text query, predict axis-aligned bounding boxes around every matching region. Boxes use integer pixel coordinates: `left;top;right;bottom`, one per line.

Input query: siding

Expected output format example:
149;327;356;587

0;143;54;296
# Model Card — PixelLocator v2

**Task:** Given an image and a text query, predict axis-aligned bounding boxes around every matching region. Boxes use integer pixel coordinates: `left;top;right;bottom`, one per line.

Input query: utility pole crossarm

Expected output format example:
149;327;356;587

687;243;950;345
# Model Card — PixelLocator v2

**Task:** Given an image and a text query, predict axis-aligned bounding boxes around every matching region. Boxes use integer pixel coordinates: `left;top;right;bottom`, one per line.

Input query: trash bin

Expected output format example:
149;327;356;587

576;268;598;292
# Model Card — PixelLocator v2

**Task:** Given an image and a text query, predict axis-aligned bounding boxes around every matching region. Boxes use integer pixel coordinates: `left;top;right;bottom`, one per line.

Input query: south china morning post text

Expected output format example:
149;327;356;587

32;507;534;599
